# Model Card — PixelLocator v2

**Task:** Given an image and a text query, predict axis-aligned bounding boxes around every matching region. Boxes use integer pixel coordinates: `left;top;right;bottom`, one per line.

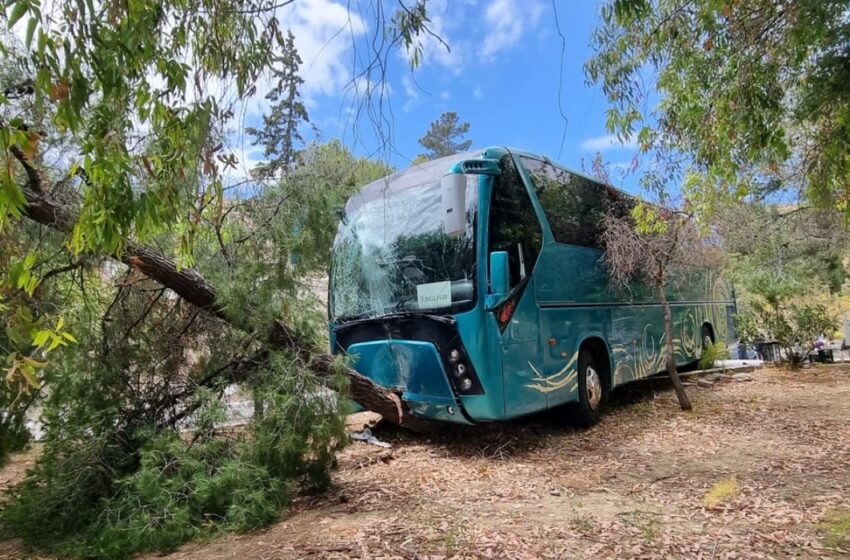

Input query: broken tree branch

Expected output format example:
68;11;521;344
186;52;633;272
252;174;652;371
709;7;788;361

18;180;430;431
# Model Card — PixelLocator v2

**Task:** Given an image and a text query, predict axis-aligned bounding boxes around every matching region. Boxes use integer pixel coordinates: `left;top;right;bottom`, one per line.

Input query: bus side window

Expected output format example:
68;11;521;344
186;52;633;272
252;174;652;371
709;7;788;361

521;156;617;249
489;155;542;290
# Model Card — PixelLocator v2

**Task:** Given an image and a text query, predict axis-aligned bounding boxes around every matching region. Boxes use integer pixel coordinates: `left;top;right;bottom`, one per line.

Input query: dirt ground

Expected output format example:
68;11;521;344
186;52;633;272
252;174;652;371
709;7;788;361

3;365;849;559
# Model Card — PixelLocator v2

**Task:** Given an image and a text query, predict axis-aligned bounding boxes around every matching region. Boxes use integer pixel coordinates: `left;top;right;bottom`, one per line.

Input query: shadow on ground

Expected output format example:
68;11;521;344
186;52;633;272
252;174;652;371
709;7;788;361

368;372;680;460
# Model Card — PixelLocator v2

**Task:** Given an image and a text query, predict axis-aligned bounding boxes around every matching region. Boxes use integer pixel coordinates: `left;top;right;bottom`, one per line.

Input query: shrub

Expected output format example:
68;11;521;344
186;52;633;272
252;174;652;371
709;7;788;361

736;302;835;366
1;362;347;559
699;341;729;370
0;281;347;559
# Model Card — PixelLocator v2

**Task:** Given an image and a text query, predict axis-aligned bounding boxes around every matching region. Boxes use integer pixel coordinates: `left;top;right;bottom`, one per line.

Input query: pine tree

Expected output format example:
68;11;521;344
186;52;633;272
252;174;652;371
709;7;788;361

248;30;311;178
417;111;472;160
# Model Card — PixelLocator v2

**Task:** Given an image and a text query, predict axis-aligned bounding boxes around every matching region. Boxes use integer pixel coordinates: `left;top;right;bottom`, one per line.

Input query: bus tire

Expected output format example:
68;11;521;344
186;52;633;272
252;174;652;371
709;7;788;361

573;349;605;427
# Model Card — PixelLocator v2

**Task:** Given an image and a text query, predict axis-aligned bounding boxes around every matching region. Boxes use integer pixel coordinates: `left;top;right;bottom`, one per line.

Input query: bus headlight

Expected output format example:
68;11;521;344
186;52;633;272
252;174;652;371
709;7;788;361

440;344;483;396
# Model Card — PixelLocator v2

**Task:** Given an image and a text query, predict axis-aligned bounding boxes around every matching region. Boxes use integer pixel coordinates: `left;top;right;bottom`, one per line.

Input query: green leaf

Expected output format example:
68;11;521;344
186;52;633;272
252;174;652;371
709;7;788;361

33;329;50;347
21;355;47;368
47;334;64;352
24;16;36;49
25;275;38;295
7;1;28;29
15;270;30;290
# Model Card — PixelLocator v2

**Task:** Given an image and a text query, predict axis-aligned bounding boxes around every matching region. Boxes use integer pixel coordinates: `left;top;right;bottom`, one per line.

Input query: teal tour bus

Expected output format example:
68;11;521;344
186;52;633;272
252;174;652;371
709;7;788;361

328;147;734;425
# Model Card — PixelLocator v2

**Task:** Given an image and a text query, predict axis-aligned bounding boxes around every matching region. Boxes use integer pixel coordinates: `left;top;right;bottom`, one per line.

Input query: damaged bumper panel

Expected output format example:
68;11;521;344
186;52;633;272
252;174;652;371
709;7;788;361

345;339;474;425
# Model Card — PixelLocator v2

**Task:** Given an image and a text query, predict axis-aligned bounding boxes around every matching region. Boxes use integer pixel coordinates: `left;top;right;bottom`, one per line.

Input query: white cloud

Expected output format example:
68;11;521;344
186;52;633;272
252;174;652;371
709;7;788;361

400;0;466;73
235;0;368;124
580;133;639;152
479;0;544;60
277;0;366;99
440;90;450;100
401;74;420;113
473;85;483;99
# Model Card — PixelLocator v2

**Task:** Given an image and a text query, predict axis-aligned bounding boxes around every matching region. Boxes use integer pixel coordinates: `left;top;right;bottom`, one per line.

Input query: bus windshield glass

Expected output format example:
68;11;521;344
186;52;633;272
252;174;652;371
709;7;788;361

330;155;478;324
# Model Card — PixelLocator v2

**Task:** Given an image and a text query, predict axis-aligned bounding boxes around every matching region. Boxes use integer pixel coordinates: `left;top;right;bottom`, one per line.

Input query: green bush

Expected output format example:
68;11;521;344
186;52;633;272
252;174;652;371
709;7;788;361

736;301;835;365
84;435;288;558
699;341;729;370
0;283;347;559
1;362;347;560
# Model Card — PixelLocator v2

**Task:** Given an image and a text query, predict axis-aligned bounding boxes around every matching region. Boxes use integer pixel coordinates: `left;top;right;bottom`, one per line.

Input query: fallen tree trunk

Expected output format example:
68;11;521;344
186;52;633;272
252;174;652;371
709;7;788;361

20;180;430;431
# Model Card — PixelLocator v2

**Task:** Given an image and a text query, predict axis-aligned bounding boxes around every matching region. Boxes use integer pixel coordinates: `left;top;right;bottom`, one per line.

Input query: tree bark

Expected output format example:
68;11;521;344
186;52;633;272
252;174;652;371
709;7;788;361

19;183;431;431
658;285;692;411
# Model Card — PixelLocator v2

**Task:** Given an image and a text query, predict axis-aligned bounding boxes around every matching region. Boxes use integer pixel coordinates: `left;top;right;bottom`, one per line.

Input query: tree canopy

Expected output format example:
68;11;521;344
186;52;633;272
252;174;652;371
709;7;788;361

585;0;850;214
0;1;436;555
0;0;436;411
417;111;472;160
246;29;311;179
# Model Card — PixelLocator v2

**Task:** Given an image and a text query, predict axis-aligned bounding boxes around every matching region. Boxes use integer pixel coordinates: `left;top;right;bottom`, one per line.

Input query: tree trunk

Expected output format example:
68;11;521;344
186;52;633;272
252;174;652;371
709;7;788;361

20;183;432;431
658;286;692;411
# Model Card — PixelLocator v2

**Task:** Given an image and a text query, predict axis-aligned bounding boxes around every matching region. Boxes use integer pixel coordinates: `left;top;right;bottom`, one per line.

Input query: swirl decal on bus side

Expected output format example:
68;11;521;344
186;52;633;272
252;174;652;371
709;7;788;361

525;351;579;393
612;310;700;384
523;272;733;394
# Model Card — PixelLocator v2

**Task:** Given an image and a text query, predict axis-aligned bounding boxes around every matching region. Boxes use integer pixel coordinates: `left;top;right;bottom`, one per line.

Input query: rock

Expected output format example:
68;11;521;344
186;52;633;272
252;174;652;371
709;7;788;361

697;378;715;388
705;373;723;383
549;490;561;496
345;411;383;432
732;373;754;382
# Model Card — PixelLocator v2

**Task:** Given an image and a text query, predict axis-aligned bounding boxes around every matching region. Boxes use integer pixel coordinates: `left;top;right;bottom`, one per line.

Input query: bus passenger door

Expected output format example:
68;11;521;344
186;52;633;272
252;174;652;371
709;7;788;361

487;155;546;417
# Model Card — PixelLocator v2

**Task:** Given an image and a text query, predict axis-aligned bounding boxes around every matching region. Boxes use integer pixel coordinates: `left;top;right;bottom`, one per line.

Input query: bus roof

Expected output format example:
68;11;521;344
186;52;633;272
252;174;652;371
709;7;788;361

345;146;639;216
344;150;482;216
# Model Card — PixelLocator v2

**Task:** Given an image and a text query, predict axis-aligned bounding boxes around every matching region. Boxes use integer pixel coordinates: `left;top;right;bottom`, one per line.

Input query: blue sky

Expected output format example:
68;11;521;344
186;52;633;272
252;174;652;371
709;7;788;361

237;0;642;193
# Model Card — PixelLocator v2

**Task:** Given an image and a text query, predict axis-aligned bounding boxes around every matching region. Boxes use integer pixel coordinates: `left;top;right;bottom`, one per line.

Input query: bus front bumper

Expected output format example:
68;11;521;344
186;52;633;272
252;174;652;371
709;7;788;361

345;339;473;425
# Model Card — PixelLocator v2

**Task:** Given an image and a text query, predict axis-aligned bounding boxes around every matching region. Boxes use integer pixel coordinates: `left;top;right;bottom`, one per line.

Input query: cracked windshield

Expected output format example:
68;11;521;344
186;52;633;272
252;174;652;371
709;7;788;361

331;155;478;323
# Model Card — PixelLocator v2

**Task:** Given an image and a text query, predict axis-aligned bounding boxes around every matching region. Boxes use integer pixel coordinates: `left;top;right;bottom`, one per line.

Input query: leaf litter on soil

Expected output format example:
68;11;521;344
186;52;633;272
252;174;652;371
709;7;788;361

3;365;850;559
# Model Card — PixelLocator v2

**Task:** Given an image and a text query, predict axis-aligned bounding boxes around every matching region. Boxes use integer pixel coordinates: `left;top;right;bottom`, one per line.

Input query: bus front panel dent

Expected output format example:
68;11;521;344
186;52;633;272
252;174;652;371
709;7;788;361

345;339;473;424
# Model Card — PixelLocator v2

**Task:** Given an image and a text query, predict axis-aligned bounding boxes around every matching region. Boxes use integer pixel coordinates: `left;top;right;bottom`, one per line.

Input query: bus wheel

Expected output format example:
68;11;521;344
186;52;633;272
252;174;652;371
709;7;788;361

574;349;605;427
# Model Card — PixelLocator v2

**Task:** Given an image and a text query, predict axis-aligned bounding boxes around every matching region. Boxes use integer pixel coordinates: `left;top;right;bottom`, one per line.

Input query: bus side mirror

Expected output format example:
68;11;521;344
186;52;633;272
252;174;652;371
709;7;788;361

441;173;467;236
487;251;510;309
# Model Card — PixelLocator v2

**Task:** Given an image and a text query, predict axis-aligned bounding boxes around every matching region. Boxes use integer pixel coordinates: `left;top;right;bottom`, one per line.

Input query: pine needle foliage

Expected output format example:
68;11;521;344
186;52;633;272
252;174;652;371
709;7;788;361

0;285;348;559
0;141;386;558
417;111;472;160
247;30;311;179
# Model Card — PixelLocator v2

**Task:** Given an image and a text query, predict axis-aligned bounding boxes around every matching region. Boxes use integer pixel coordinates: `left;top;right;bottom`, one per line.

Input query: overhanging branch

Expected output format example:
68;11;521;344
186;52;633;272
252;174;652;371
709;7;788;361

17;177;429;431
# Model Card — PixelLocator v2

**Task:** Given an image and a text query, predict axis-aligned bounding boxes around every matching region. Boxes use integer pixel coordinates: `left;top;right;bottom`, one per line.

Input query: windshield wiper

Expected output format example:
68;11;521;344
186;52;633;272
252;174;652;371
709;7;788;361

333;298;413;324
333;310;455;329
